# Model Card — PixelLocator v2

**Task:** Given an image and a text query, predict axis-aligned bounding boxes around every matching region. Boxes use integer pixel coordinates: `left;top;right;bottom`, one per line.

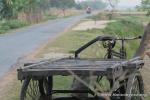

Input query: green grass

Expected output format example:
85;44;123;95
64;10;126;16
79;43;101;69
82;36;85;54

87;13;110;20
0;20;28;34
146;96;150;100
39;29;103;57
102;17;144;58
115;15;150;23
103;17;144;36
41;17;144;58
44;14;58;20
87;12;150;28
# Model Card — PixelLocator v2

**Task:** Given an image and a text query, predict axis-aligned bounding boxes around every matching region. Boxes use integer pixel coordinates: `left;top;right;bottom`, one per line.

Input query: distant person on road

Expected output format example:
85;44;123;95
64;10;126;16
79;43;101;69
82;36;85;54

86;6;92;14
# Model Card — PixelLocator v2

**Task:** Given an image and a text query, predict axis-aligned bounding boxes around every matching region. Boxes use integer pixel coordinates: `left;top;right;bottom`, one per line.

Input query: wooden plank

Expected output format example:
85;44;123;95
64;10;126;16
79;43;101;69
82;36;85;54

18;57;144;80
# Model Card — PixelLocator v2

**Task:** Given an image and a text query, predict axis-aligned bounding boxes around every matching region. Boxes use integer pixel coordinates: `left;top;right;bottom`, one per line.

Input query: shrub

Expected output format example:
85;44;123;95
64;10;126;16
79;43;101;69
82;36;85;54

0;29;6;34
0;20;28;34
44;14;58;20
3;20;28;29
0;21;10;34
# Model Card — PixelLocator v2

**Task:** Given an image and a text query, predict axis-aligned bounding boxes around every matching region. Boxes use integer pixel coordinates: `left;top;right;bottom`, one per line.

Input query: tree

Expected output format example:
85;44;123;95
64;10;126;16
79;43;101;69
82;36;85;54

108;0;119;9
0;0;14;19
138;0;150;16
50;0;75;8
107;0;119;20
50;0;76;16
0;0;51;20
76;0;107;10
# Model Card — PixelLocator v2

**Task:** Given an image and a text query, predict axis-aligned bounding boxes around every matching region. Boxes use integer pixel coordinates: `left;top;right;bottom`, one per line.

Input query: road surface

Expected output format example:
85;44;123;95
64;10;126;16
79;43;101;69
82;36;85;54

0;15;87;77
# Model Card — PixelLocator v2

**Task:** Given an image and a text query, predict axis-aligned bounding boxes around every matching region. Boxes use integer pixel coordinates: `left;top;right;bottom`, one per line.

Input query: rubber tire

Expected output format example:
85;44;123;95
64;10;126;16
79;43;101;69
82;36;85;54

20;79;31;100
20;79;46;100
125;71;144;100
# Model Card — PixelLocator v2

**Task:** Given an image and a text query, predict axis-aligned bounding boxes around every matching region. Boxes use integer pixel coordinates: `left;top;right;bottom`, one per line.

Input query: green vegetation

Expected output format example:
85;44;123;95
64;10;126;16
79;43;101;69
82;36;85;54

88;12;150;22
39;29;103;58
0;0;51;19
44;14;58;20
0;0;78;34
50;0;76;16
103;17;144;58
75;0;107;10
0;20;28;34
40;16;144;58
0;0;76;20
103;17;144;37
87;13;109;20
50;0;75;9
0;0;107;34
146;97;150;100
137;0;150;16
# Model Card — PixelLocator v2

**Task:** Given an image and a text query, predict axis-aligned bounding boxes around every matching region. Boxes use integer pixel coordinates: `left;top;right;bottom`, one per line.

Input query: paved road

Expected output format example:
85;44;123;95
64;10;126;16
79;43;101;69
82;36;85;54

0;15;87;77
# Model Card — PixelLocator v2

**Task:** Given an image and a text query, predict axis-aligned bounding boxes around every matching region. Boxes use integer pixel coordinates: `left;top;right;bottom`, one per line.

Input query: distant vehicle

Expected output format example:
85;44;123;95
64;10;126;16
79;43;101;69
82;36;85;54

86;7;92;14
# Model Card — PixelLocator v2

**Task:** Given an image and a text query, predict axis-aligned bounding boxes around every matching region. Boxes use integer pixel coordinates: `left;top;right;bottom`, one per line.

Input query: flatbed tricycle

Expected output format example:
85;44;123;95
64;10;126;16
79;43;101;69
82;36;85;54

17;35;144;100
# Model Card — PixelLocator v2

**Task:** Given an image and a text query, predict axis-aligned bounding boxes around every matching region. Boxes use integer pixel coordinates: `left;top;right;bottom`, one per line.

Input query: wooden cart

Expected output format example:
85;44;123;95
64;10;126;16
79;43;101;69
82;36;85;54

17;36;144;100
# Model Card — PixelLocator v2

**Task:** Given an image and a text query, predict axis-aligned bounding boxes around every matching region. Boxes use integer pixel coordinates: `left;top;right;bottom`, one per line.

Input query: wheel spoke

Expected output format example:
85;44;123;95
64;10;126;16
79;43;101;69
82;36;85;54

126;72;144;100
24;79;41;100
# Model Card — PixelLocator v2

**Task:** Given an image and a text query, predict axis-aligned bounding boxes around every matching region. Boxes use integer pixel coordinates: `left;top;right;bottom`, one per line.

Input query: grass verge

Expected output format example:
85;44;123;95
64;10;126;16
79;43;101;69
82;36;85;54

0;20;28;34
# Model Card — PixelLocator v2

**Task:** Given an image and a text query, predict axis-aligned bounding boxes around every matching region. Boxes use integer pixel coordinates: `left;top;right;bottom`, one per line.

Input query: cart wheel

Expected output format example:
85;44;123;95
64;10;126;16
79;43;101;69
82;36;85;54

125;71;144;100
20;77;53;100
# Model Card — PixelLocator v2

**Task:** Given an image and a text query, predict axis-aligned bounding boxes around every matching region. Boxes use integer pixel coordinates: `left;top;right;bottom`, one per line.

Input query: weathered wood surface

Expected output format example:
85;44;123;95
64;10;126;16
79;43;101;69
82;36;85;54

17;57;143;80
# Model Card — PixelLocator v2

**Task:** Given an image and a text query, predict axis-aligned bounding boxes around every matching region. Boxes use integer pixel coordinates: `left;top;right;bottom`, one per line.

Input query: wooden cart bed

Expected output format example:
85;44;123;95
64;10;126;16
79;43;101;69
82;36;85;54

17;57;144;80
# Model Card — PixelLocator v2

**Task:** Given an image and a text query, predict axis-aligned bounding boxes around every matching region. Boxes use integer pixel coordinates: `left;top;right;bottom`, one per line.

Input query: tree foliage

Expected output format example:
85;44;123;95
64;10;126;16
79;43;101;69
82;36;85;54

108;0;119;9
0;0;77;19
137;0;150;16
0;0;51;19
50;0;75;9
50;0;76;16
76;0;107;10
0;0;14;19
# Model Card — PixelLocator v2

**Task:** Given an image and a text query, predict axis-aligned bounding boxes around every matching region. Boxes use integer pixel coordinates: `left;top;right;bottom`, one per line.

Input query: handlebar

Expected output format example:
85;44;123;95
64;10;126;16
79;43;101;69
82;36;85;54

75;36;115;58
116;36;142;41
75;35;142;58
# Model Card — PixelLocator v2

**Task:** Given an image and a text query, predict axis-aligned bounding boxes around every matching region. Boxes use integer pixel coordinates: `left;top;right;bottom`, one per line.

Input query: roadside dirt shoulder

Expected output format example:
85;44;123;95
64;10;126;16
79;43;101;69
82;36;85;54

0;68;17;99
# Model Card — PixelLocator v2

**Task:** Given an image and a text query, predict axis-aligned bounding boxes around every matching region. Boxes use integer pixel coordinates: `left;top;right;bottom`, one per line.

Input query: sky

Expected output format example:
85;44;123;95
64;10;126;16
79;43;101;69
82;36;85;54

117;0;141;8
75;0;141;9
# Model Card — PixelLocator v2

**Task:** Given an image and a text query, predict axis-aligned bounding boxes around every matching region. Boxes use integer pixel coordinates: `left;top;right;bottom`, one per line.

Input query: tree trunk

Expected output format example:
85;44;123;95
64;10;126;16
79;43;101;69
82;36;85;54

134;23;150;58
62;8;66;17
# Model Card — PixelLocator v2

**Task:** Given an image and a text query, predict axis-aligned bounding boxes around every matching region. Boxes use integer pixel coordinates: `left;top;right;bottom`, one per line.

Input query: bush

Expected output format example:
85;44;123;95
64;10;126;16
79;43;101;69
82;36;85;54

0;29;7;34
87;13;108;20
3;20;28;29
44;14;58;20
0;20;28;34
1;25;10;30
